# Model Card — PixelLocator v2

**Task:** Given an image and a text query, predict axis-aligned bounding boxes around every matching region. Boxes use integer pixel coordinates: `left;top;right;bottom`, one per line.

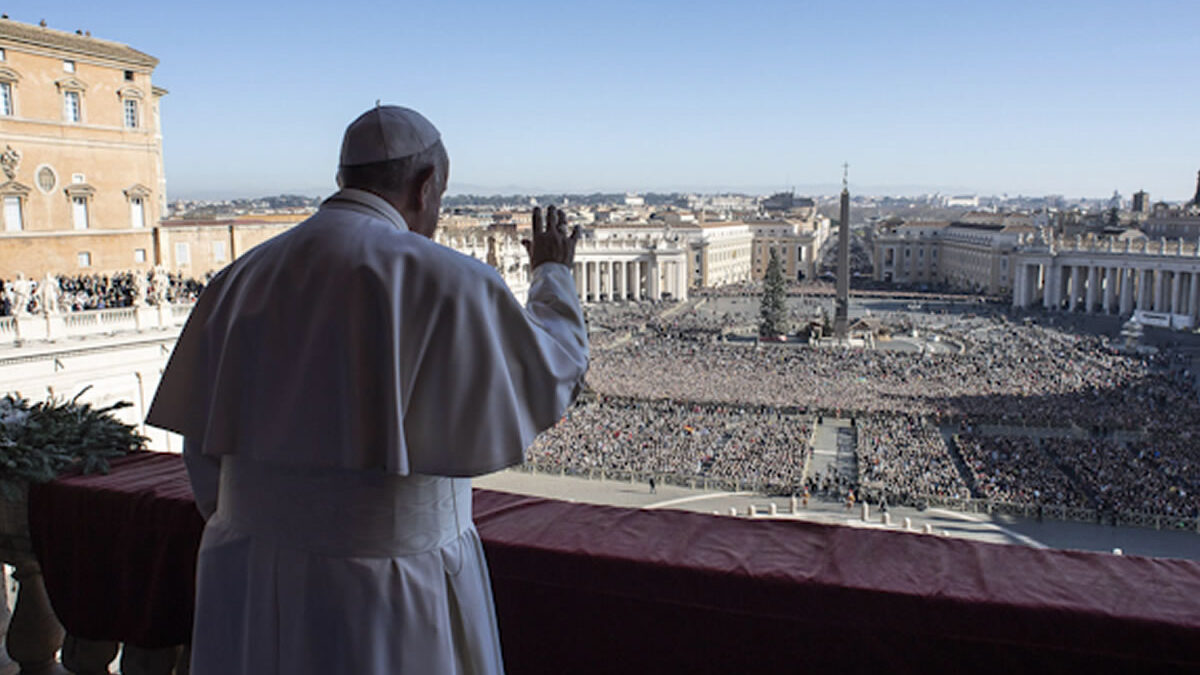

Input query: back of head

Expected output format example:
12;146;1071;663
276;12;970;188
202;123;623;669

336;105;447;197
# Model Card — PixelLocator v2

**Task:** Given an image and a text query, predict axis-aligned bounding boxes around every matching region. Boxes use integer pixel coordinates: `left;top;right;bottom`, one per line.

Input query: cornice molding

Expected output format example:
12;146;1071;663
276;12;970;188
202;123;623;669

63;182;95;198
123;183;152;200
117;85;144;100
54;76;88;93
0;180;31;196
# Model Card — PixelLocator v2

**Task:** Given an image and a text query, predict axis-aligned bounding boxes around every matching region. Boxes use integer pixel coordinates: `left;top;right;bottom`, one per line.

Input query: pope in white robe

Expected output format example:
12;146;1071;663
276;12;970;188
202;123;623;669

146;106;589;674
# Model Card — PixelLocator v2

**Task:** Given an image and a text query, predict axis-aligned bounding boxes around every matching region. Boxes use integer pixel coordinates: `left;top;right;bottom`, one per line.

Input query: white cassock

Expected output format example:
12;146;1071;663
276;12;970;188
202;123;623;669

146;188;589;675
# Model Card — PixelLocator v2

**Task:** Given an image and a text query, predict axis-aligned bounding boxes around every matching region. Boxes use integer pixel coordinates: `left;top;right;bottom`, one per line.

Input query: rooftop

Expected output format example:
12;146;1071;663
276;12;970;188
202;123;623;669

0;18;158;68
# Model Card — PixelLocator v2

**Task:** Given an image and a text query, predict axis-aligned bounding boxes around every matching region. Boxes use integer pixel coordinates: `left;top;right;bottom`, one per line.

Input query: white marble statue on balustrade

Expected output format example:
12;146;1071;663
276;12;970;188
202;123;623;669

150;266;169;305
132;272;148;307
8;273;32;317
37;274;60;315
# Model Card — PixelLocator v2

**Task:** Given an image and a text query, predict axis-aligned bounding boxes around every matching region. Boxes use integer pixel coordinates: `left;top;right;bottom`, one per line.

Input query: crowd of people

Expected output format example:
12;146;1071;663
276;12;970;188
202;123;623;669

955;434;1092;509
585;316;1197;434
856;415;971;504
526;396;812;494
572;298;1200;523
0;271;208;316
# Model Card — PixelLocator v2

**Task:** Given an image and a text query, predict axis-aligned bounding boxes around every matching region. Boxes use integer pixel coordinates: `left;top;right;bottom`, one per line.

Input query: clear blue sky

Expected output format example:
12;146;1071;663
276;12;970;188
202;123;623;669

12;1;1200;200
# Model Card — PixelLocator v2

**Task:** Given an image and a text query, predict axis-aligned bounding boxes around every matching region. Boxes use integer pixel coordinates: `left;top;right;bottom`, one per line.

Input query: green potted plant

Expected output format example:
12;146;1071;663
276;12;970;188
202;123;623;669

0;388;146;549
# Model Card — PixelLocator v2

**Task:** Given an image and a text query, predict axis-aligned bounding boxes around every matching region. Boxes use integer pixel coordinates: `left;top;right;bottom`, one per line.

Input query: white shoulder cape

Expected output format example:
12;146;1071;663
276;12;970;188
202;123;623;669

147;189;588;476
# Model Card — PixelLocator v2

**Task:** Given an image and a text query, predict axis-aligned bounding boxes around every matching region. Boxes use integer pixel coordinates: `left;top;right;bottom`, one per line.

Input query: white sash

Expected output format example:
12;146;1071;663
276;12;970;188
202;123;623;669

216;455;472;558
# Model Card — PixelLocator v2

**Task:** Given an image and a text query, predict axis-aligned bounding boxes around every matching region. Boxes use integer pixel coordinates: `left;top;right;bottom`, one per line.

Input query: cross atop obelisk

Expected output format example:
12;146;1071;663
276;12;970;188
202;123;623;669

834;163;851;341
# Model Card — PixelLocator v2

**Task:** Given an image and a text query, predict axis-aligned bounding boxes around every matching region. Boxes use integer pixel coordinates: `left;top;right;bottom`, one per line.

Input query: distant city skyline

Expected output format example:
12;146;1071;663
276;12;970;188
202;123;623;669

11;1;1200;201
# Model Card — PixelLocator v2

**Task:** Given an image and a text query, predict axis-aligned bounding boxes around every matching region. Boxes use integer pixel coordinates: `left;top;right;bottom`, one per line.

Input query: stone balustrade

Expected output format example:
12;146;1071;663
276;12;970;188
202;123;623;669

2;304;190;345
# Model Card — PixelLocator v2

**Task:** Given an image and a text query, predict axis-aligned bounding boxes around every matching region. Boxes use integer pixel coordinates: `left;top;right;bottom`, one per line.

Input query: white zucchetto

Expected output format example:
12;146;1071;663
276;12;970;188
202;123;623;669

339;105;441;167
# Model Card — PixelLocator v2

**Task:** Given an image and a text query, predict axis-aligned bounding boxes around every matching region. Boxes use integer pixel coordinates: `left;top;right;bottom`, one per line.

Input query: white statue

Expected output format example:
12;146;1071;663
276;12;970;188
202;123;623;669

8;273;32;317
37;273;59;315
151;266;169;305
132;272;148;307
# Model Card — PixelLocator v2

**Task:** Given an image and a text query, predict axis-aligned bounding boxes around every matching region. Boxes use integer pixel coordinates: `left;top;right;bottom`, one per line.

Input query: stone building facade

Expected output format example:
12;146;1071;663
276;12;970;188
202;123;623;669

0;19;166;277
748;216;830;282
872;220;1028;295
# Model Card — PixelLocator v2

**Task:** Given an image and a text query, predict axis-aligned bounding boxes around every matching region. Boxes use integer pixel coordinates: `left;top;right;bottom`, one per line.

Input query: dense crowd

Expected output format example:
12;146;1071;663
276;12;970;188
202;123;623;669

571;298;1200;522
956;435;1092;508
0;271;207;316
856;415;970;503
527;396;812;493
585;317;1197;434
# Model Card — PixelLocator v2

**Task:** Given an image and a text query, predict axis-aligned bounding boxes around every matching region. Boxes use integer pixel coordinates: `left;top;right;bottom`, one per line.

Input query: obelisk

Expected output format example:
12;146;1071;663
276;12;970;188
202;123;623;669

833;164;850;340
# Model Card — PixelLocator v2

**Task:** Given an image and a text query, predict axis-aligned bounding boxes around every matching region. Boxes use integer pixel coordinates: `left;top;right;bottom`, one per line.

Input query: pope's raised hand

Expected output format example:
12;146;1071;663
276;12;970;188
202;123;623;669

522;205;580;270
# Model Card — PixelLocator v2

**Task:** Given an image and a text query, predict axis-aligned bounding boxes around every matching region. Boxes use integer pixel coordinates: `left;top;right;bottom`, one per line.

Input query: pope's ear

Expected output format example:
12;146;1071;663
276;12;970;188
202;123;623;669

413;165;438;211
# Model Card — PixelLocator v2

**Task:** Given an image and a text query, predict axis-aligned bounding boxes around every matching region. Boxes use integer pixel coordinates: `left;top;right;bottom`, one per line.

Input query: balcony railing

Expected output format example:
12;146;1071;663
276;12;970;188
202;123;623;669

2;452;1196;674
2;304;191;344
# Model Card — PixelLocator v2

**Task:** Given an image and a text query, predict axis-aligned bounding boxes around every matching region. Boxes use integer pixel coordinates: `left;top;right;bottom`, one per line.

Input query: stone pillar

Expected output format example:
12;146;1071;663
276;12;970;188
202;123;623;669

1119;268;1134;315
648;260;661;301
1058;265;1070;310
1012;264;1026;308
1138;269;1152;310
613;261;624;301
589;261;600;304
630;261;642;301
573;262;584;301
1086;266;1099;313
676;260;688;300
1042;262;1056;309
1171;271;1183;315
6;560;65;675
1154;269;1165;312
1104;266;1119;314
1075;265;1084;312
1190;271;1200;322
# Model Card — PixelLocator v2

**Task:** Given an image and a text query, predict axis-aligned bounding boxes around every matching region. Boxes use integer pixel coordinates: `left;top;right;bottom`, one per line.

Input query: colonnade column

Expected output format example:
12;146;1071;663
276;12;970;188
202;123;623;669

648;260;660;301
574;262;584;301
1104;266;1118;314
1086;266;1099;313
1191;272;1200;323
629;261;642;301
613;261;625;301
1042;262;1056;309
1171;271;1183;314
1119;268;1134;315
1012;264;1027;308
589;262;600;303
1067;266;1080;311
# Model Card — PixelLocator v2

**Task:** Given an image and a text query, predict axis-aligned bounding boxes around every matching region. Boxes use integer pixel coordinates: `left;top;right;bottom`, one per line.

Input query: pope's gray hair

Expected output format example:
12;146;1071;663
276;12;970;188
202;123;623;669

336;141;448;195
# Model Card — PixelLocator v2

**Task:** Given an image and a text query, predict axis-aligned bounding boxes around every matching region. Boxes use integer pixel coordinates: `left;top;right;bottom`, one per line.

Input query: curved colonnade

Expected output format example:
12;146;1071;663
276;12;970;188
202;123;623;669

1013;235;1200;328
